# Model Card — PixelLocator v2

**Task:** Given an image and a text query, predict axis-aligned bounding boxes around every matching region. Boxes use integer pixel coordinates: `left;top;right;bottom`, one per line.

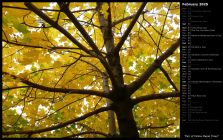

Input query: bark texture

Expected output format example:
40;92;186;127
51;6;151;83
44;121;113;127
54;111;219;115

102;72;117;136
97;3;146;137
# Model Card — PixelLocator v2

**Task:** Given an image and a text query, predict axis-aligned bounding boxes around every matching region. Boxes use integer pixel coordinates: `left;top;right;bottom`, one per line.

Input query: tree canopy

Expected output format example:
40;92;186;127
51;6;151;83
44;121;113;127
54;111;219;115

2;2;180;138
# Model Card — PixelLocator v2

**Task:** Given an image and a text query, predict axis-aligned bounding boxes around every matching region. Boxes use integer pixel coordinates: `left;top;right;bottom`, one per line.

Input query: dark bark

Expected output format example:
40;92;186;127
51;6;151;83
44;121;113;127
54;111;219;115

97;3;141;137
132;91;180;105
115;109;138;138
97;2;124;89
113;97;138;138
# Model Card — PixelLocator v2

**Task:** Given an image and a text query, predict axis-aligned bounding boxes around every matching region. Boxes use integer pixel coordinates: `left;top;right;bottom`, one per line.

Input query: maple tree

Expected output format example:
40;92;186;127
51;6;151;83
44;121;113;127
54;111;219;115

2;2;180;138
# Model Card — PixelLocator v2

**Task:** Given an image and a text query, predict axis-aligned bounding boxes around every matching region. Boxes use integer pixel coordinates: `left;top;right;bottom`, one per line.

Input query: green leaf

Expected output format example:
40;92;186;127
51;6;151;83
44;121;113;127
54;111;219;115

8;95;14;100
70;124;76;129
7;109;17;116
168;59;173;64
23;35;32;43
13;22;29;34
159;83;165;89
155;68;161;73
80;76;84;81
128;61;133;66
55;111;63;119
147;58;154;64
159;117;167;125
31;65;37;72
3;89;9;94
2;17;9;25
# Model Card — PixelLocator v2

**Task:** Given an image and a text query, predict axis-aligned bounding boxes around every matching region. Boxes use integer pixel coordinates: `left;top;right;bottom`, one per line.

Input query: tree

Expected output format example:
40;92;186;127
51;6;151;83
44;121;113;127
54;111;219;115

2;2;180;138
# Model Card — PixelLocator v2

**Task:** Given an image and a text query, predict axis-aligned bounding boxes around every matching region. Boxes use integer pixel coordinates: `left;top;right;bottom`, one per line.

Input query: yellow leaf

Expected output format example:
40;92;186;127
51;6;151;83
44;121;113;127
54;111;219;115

53;61;63;68
33;2;50;8
153;3;164;10
39;108;46;116
3;75;14;82
100;3;109;19
17;71;29;79
60;36;67;42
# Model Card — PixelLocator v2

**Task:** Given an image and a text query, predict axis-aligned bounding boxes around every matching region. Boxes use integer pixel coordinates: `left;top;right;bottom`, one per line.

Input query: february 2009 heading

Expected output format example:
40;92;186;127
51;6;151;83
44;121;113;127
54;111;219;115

182;3;208;7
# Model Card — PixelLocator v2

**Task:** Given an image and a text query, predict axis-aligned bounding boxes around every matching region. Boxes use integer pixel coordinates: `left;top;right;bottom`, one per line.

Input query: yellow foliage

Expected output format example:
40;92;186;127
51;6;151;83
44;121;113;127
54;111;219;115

2;2;180;138
100;3;109;19
33;2;50;8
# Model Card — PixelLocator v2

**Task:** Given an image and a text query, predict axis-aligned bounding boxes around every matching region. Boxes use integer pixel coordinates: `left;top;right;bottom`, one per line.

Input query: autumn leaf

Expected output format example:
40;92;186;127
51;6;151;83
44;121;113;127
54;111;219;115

2;2;180;138
13;22;30;34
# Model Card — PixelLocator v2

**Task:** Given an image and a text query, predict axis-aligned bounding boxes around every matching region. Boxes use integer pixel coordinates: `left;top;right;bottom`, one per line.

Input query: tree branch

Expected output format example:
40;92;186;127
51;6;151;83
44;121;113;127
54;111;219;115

24;2;91;55
112;10;147;26
57;3;114;80
63;131;110;138
155;3;171;59
24;2;115;85
59;2;119;87
114;2;147;54
138;123;174;130
2;106;111;135
3;86;30;91
127;38;180;95
159;66;179;92
58;2;101;55
3;5;95;13
2;39;79;50
132;91;180;105
3;72;110;99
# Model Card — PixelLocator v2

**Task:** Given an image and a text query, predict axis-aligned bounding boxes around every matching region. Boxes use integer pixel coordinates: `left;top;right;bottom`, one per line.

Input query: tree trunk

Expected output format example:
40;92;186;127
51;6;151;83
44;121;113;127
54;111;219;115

97;2;124;90
107;101;116;136
97;3;139;137
114;100;139;138
102;72;117;136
